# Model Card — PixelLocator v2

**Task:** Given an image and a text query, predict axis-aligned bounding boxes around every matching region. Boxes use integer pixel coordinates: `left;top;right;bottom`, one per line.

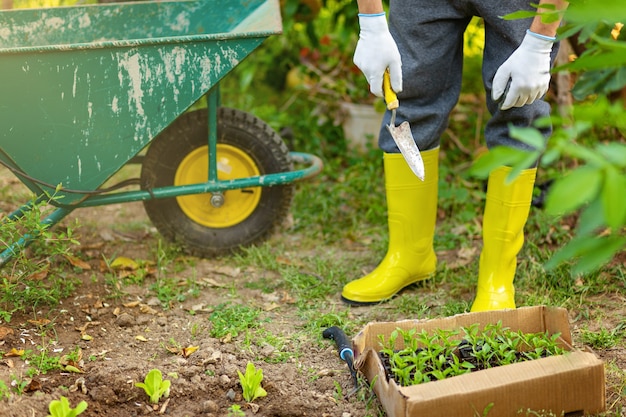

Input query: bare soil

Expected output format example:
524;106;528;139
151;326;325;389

0;169;624;417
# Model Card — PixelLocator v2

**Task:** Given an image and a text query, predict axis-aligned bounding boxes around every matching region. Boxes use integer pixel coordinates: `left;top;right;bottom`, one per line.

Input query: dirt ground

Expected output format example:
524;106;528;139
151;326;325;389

0;166;384;417
0;168;624;417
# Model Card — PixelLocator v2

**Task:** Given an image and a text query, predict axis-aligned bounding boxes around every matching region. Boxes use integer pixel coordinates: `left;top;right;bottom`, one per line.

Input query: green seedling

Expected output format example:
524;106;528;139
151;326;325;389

379;322;566;387
227;404;246;417
47;396;87;417
135;368;171;404
237;362;267;402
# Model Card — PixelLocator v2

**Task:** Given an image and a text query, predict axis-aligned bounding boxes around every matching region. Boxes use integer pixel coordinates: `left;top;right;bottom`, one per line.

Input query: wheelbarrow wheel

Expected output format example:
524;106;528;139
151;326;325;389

140;108;294;257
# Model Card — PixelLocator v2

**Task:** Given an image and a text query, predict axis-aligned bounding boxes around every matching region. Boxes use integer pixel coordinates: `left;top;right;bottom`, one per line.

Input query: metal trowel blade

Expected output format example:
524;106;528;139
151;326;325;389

386;121;425;181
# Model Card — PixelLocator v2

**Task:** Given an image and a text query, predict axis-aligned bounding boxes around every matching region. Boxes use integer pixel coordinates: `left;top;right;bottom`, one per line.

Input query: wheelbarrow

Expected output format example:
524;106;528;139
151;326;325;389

0;0;323;266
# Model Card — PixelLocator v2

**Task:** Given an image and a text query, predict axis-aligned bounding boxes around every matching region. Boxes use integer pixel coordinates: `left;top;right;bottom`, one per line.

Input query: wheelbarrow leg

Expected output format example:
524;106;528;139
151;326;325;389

207;86;220;183
0;205;73;267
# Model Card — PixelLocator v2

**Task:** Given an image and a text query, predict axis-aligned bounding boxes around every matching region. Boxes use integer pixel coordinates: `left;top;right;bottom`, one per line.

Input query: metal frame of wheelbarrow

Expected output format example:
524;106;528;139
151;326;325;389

0;87;323;267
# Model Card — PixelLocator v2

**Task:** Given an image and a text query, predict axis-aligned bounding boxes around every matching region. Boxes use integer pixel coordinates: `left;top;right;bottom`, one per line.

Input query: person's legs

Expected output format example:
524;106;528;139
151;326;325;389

342;0;472;304
470;1;559;311
479;0;558;150
381;0;473;152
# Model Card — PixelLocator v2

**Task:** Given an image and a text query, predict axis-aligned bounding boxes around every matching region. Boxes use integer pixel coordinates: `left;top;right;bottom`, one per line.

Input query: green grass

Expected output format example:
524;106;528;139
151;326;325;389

208;302;264;339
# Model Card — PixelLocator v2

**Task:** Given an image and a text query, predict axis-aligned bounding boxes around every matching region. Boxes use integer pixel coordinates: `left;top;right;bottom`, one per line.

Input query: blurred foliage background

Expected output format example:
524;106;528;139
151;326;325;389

2;0;624;276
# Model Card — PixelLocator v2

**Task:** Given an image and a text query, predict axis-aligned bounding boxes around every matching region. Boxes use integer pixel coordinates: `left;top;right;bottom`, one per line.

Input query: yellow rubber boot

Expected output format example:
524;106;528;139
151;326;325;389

341;148;439;304
471;166;537;312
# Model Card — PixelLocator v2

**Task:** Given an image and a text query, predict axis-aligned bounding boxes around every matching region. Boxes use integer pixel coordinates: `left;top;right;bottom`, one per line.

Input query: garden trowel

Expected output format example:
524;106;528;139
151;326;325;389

383;70;425;181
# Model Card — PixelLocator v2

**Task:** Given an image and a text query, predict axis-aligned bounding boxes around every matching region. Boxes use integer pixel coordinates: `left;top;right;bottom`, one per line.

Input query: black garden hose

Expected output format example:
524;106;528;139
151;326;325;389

323;326;358;389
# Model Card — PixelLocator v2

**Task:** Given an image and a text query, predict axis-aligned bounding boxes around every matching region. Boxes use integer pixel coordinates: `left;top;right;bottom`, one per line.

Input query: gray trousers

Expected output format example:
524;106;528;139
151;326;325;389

380;0;558;153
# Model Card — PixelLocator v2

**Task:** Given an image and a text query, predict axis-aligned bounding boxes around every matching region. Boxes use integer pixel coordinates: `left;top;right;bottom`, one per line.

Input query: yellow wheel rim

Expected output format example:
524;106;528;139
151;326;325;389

175;144;262;228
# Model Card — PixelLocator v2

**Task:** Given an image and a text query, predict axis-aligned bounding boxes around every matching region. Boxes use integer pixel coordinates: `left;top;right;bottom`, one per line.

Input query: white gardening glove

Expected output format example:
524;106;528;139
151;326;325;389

353;13;402;98
492;30;555;110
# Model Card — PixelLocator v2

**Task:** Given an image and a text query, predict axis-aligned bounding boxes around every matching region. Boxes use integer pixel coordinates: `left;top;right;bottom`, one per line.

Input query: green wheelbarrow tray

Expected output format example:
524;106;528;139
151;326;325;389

0;0;323;266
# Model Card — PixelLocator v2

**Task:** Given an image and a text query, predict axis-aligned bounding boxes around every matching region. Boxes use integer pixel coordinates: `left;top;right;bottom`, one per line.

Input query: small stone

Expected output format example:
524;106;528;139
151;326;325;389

219;374;230;386
114;313;134;328
226;388;236;401
202;400;219;413
145;297;161;306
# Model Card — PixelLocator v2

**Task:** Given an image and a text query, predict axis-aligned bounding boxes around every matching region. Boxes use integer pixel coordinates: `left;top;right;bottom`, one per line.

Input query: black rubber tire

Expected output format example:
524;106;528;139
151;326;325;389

140;107;294;257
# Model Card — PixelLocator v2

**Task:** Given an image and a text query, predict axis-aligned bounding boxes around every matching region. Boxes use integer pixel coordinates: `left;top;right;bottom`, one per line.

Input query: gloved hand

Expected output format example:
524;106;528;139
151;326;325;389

353;13;402;98
492;30;555;110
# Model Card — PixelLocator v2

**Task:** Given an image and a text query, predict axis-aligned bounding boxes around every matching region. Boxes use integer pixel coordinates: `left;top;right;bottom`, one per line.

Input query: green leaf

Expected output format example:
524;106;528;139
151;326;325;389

597;143;626;168
576;199;605;237
238;362;267;402
572;236;626;275
47;396;87;417
502;10;537;20
601;166;626;228
469;146;540;179
562;142;606;166
565;3;626;24
546;233;626;273
509;125;547;150
135;369;170;404
544;166;603;215
567;50;626;72
540;147;561;166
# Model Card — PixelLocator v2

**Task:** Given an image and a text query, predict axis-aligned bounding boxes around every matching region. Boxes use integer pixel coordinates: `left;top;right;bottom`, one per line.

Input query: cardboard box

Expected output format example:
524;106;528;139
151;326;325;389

353;306;605;417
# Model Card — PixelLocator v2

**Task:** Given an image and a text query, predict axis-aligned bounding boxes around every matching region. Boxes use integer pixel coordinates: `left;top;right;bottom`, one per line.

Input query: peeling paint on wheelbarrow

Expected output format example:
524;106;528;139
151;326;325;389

0;0;323;265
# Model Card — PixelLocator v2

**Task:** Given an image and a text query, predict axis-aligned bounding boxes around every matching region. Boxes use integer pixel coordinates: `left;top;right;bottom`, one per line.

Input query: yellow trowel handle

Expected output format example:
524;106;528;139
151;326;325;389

383;69;399;111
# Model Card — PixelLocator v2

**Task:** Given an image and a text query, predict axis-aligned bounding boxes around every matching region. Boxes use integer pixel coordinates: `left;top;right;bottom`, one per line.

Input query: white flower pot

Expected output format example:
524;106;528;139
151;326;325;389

340;102;384;152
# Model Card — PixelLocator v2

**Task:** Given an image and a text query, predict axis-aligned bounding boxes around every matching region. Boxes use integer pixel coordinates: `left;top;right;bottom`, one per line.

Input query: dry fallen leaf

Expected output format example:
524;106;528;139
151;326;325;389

135;335;148;342
0;326;14;339
64;365;84;373
165;345;198;358
27;318;51;326
201;277;226;288
64;254;92;270
263;302;281;312
181;346;199;358
5;348;25;357
139;304;158;315
75;321;100;334
25;378;42;392
123;301;141;308
165;346;179;355
28;265;50;281
205;265;240;278
110;256;139;270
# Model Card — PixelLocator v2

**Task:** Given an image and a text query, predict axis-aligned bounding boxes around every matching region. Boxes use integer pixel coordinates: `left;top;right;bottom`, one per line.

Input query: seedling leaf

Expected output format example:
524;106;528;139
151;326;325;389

135;368;171;404
47;396;87;417
237;362;267;402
